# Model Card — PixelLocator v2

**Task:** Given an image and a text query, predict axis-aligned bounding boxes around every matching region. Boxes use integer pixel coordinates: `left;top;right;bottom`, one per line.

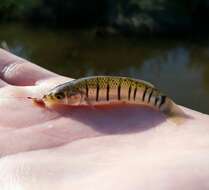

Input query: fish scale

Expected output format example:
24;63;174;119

44;76;168;112
40;76;186;124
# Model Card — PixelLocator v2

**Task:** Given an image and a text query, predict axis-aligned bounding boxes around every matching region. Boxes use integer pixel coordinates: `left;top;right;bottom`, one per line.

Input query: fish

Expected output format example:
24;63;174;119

38;76;187;124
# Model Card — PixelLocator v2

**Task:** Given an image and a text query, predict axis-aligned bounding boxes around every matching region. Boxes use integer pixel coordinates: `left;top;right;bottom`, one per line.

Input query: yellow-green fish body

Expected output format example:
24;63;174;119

42;76;181;118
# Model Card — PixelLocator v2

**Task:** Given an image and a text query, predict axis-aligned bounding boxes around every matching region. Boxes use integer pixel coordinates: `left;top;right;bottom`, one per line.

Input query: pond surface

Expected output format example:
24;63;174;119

0;23;209;114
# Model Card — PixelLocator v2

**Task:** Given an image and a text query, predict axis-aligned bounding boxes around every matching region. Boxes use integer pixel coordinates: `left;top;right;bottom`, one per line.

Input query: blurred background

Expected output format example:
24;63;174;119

0;0;209;113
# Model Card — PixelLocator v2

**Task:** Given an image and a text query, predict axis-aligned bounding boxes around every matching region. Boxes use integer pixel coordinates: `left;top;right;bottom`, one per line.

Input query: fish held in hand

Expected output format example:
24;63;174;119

40;76;187;124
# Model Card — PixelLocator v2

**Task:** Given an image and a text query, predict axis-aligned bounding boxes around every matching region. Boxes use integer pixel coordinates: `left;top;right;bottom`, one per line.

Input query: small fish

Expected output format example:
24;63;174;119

38;76;187;124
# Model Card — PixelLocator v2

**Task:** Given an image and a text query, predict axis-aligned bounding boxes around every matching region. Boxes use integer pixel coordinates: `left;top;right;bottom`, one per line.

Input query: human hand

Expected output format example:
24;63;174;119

0;49;209;190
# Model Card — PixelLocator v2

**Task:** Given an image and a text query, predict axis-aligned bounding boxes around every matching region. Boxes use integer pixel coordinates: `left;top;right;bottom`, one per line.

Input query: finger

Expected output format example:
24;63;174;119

0;49;58;86
0;79;7;87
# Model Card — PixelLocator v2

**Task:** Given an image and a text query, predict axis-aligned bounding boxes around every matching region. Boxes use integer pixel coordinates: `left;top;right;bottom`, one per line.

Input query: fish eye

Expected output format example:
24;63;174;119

54;92;65;100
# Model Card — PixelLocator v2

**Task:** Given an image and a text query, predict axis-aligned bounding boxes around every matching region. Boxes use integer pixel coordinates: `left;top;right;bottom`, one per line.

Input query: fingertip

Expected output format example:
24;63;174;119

0;49;57;86
2;60;57;86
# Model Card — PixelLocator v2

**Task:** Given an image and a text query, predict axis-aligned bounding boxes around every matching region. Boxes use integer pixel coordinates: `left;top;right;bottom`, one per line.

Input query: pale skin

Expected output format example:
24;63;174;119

0;49;209;190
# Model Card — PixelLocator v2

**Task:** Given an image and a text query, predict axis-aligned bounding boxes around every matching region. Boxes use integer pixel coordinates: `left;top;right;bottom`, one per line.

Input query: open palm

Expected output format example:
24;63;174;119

0;49;209;190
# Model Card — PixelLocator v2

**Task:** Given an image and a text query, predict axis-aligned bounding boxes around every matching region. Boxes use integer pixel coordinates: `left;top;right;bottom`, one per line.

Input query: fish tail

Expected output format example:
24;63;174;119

166;102;189;125
163;99;190;125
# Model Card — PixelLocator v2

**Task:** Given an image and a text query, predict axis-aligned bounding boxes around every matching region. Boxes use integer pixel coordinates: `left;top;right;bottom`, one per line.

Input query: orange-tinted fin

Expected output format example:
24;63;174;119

27;97;45;107
166;103;190;125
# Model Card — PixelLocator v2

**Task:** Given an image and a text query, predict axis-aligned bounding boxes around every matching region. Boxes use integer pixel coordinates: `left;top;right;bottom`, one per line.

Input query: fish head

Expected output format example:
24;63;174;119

42;85;82;107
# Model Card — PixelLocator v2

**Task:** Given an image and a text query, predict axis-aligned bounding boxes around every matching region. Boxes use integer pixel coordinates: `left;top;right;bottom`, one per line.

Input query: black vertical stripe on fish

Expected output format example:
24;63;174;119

85;80;89;98
148;89;153;103
159;95;166;108
96;79;99;101
106;82;110;101
118;82;121;100
154;96;159;106
128;85;132;100
133;86;137;101
142;87;148;102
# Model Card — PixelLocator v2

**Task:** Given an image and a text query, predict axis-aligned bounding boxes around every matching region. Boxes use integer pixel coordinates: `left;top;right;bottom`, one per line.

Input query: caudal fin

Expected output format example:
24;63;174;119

166;102;191;125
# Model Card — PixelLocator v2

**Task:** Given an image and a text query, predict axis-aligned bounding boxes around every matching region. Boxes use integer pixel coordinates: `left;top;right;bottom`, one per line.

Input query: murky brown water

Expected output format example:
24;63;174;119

0;23;209;114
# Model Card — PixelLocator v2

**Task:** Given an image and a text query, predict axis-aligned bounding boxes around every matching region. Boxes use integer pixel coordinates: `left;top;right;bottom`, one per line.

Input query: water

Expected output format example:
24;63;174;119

0;23;209;114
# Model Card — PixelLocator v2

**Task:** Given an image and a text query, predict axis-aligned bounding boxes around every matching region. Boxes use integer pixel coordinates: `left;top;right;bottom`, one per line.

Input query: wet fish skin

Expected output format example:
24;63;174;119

42;76;175;116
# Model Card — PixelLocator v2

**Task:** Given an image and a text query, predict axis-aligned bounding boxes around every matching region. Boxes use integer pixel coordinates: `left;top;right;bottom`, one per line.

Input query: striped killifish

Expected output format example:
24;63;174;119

40;76;186;124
